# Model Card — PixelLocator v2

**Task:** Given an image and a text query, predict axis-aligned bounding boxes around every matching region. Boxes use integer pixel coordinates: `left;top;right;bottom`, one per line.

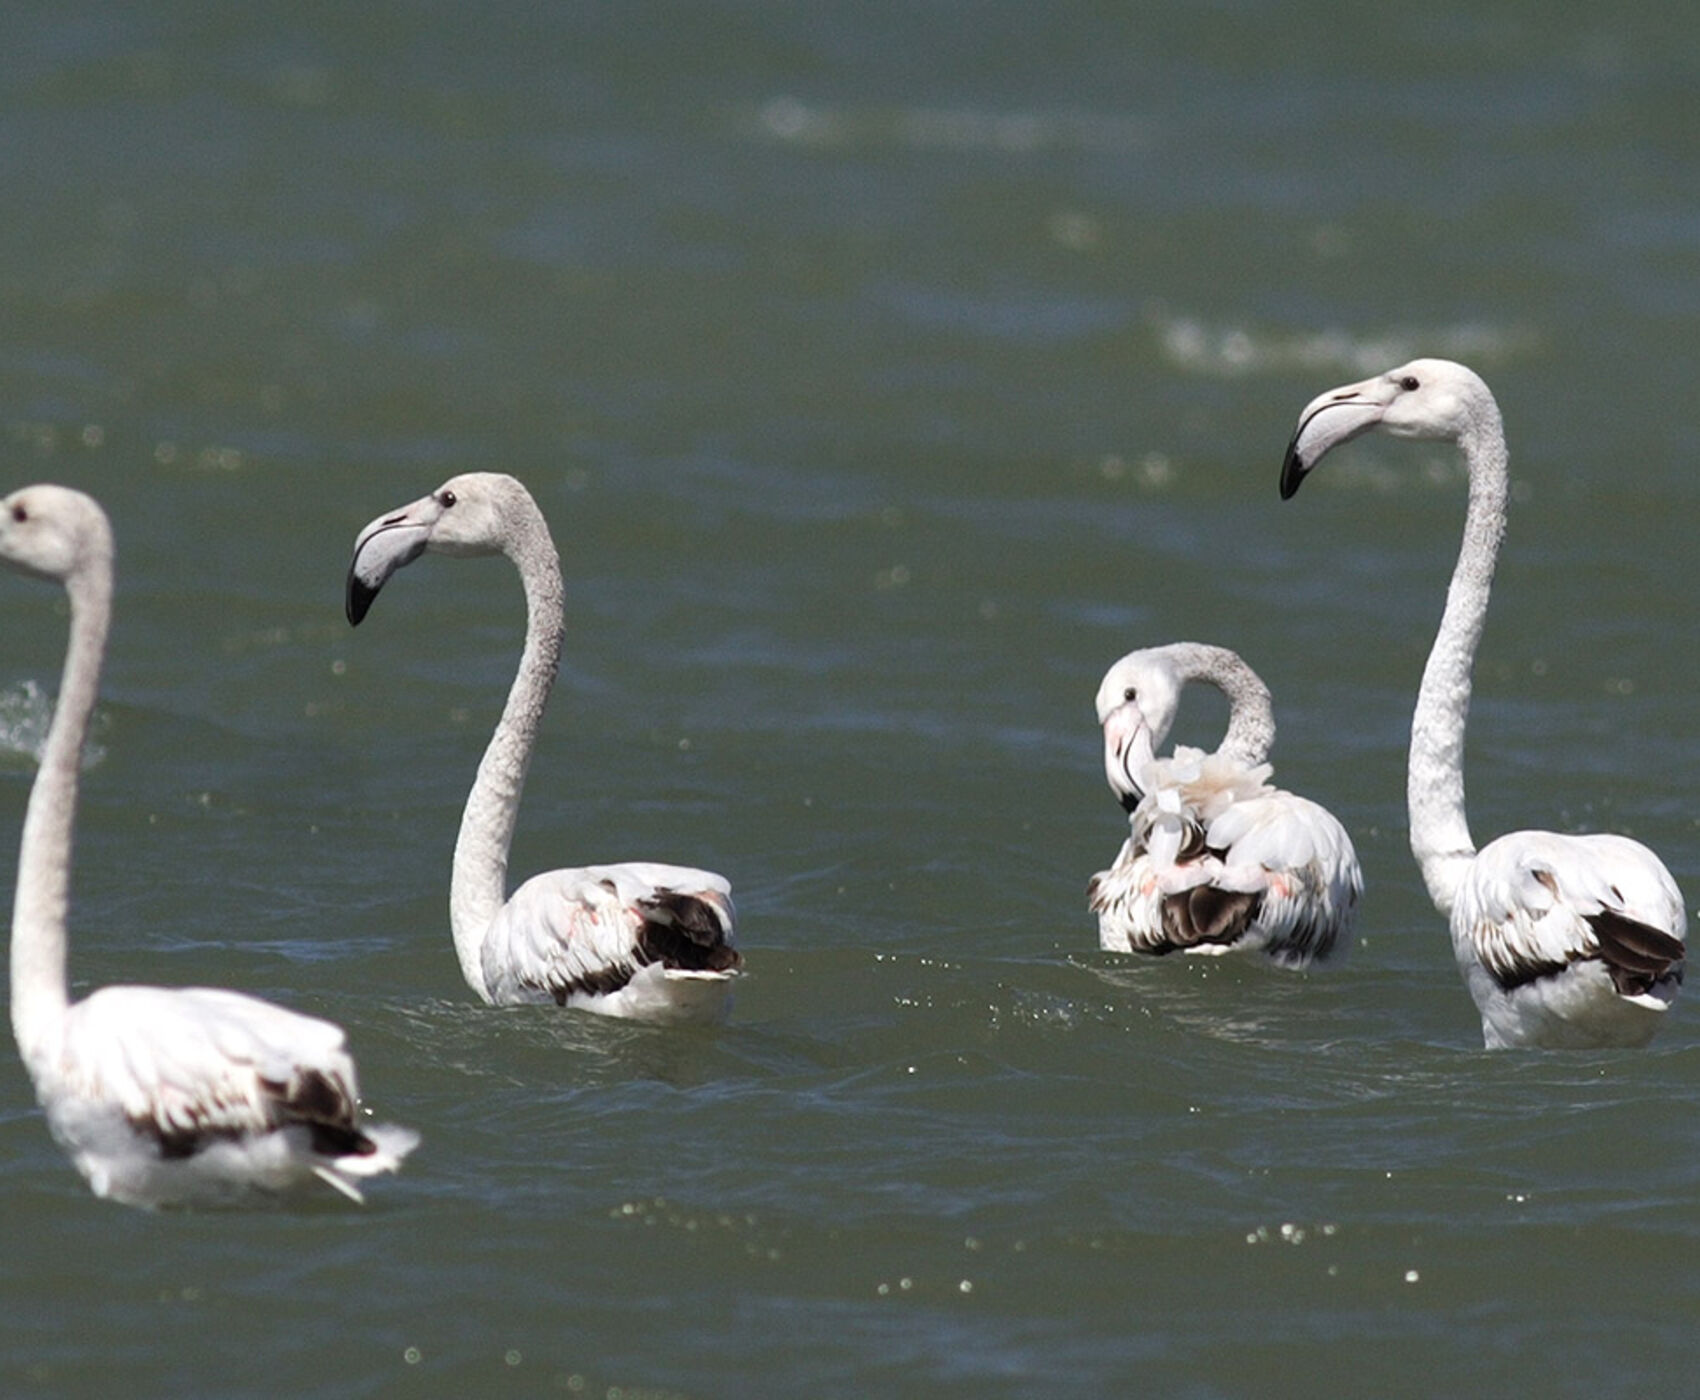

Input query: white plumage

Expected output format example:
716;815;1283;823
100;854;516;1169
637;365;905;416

1456;832;1685;1048
346;472;741;1023
2;484;416;1207
482;864;737;1021
1088;643;1361;967
1282;359;1686;1047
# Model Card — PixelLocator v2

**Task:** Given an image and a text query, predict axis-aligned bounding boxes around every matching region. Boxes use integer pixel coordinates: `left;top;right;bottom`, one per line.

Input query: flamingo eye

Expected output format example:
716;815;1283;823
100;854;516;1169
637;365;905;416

440;490;457;507
1123;687;1137;702
10;503;25;523
1400;375;1420;391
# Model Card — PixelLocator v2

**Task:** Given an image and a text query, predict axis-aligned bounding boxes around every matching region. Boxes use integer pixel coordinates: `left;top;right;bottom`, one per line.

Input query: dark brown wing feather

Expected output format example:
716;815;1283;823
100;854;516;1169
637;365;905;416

1161;884;1260;951
1588;910;1686;997
633;889;742;974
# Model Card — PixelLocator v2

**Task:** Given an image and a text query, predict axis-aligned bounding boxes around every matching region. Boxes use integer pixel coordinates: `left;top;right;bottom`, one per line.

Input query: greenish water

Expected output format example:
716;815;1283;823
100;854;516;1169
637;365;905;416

4;3;1700;1396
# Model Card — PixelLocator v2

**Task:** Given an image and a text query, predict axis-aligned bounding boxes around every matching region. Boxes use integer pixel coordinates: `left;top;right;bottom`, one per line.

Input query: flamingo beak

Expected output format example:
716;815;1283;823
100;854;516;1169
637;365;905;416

346;498;437;625
1279;381;1389;499
1102;704;1156;813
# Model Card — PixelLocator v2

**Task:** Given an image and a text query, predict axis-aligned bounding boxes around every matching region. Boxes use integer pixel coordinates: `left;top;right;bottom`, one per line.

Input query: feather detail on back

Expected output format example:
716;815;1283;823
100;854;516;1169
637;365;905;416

39;986;417;1206
1128;747;1275;854
1092;746;1360;967
1452;830;1685;1046
481;862;741;1021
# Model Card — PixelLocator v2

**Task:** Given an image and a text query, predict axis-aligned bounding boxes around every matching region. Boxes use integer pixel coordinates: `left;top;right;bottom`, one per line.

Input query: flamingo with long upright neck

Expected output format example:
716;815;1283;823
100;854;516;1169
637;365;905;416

346;472;740;1023
1281;358;1685;1047
2;484;415;1206
1088;642;1361;967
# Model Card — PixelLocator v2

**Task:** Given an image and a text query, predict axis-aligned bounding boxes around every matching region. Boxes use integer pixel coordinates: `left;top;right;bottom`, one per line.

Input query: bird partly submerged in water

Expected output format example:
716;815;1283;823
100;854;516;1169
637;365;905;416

1;484;416;1206
346;472;741;1024
1281;358;1685;1047
1089;642;1361;968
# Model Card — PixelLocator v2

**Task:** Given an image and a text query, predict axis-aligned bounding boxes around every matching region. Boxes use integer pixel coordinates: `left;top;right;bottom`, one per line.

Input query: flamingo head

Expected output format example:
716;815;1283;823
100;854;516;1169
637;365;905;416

1279;358;1495;499
0;484;113;588
1094;649;1184;812
346;472;542;625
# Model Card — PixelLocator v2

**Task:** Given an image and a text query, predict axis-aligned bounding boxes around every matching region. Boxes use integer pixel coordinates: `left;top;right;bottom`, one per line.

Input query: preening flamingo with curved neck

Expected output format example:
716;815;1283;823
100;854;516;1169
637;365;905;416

1088;642;1361;968
346;472;741;1023
1;484;416;1206
1282;359;1685;1047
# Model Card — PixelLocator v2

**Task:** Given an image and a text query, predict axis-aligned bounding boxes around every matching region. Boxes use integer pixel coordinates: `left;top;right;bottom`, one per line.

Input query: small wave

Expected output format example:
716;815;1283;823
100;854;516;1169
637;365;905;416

0;679;105;769
751;95;1150;156
1152;312;1540;379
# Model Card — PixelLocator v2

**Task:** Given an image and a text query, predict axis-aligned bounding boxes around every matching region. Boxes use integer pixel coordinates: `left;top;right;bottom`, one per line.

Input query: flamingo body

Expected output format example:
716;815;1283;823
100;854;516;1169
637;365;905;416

40;986;415;1205
346;473;741;1023
2;484;414;1206
1282;359;1686;1046
483;863;737;1021
1089;644;1361;967
1453;831;1683;1048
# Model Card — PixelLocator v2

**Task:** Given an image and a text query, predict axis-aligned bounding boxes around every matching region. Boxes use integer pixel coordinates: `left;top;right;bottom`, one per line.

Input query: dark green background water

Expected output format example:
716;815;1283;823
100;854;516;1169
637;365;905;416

3;4;1699;1396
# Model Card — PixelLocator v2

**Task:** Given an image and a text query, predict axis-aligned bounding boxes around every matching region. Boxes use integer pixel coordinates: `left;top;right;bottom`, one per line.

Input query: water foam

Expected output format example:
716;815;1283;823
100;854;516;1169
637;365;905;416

1152;313;1540;379
0;679;105;770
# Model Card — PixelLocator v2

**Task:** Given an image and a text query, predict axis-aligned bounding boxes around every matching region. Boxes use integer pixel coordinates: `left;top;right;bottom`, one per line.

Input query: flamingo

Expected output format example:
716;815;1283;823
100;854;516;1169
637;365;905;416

1088;642;1361;967
345;472;741;1023
1;484;416;1206
1281;358;1686;1047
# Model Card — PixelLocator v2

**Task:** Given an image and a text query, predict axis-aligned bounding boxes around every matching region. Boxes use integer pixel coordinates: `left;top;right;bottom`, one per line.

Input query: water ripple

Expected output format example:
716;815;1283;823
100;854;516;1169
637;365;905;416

0;678;105;770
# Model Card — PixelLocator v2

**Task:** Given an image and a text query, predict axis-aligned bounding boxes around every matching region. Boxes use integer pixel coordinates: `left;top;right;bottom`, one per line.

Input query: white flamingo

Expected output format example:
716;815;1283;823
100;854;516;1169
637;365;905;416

1281;358;1686;1047
1088;642;1361;967
1;484;416;1206
346;472;741;1023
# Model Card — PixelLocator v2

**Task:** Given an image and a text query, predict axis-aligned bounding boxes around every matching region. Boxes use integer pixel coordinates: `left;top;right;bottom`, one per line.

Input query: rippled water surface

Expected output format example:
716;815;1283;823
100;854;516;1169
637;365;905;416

4;4;1700;1397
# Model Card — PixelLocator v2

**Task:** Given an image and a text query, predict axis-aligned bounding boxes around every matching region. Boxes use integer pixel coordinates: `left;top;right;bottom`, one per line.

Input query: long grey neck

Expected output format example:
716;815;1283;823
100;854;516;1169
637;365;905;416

1175;643;1276;768
1408;409;1508;914
12;559;111;1076
448;498;564;998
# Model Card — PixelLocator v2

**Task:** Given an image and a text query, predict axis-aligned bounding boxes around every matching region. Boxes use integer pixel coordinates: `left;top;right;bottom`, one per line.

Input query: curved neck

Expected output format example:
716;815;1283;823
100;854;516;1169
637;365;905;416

12;561;110;1073
1408;411;1507;913
1174;643;1275;767
448;505;564;997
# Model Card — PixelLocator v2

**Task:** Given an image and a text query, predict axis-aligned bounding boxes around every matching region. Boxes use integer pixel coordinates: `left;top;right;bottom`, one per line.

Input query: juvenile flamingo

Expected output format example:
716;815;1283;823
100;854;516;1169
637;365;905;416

1089;642;1361;967
2;484;415;1206
346;473;740;1023
1281;359;1685;1047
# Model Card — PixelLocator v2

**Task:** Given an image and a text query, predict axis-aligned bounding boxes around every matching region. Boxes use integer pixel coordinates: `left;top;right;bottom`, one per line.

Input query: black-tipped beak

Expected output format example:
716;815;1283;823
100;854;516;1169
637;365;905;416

1278;437;1312;500
345;508;433;625
1102;704;1155;813
1278;382;1390;501
345;572;380;626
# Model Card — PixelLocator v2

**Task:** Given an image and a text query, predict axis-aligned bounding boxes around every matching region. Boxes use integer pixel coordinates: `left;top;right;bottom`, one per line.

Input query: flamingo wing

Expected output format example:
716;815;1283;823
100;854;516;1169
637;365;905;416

55;985;400;1167
1093;752;1360;965
1458;831;1686;997
1200;788;1361;964
482;862;740;1009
